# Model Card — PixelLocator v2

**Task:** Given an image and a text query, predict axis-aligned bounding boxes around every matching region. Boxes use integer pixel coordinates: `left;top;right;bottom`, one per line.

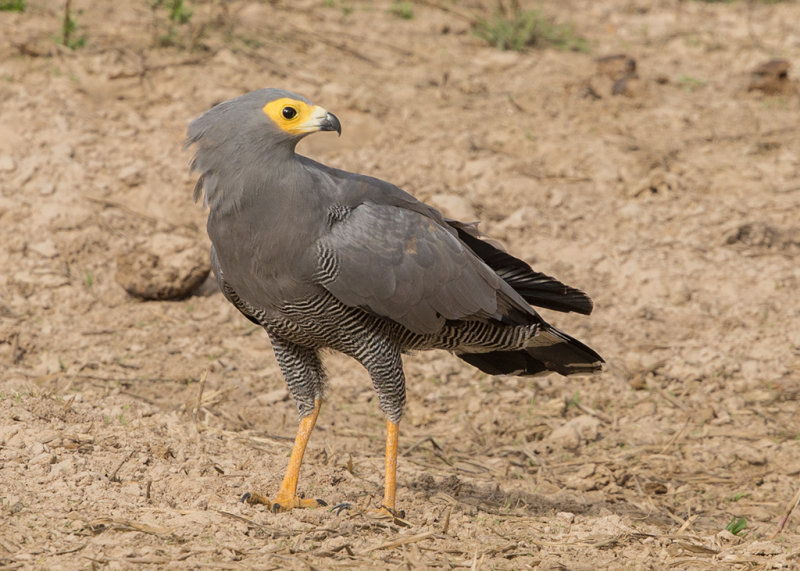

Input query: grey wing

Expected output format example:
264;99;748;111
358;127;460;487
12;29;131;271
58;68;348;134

318;202;532;335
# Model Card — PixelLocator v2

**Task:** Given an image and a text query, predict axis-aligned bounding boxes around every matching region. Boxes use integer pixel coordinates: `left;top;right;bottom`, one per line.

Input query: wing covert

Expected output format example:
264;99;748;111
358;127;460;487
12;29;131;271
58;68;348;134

318;202;506;334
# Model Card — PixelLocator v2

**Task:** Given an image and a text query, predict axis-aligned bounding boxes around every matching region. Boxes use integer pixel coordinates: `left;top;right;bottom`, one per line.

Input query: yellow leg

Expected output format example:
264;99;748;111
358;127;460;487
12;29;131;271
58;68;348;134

364;418;405;520
382;419;399;512
244;400;327;512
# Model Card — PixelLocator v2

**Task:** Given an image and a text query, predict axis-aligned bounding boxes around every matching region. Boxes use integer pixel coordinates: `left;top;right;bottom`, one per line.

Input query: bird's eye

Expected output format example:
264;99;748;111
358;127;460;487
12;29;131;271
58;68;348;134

282;106;297;120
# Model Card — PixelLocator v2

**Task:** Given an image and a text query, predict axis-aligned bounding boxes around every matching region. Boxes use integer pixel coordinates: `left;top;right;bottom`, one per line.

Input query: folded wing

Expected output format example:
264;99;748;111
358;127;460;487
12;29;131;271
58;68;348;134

318;202;532;335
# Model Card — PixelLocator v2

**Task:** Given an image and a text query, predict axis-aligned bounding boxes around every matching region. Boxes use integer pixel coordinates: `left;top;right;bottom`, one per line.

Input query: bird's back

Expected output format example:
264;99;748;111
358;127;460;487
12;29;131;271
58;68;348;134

206;156;602;376
187;91;601;378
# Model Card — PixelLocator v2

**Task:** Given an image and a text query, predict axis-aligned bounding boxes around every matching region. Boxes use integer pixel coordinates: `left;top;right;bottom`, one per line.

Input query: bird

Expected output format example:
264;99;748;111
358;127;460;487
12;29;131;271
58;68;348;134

185;88;603;518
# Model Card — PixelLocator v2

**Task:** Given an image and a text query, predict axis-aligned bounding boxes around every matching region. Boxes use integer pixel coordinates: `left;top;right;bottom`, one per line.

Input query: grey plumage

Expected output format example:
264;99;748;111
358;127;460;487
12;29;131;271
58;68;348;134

187;88;603;424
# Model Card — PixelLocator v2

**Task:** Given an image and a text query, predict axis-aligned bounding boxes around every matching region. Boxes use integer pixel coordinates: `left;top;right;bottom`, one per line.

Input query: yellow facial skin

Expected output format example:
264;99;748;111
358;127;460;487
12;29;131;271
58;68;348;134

262;98;333;136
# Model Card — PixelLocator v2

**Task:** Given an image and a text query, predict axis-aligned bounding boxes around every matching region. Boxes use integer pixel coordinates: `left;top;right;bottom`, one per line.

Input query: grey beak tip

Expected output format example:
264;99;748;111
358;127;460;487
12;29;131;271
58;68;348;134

324;112;342;136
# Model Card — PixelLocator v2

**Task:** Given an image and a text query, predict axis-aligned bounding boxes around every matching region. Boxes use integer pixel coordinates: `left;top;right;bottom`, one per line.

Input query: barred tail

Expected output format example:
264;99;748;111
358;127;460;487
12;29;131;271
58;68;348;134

456;325;603;377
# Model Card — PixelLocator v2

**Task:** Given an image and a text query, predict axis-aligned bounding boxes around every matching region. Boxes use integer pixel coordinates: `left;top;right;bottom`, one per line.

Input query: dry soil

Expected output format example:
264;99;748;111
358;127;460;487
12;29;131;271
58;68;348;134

2;0;800;569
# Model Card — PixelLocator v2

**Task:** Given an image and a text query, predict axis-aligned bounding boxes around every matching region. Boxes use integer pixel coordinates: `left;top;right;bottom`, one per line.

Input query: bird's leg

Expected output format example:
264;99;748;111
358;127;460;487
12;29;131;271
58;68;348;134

381;418;400;514
243;399;327;512
362;417;406;520
356;346;408;520
333;418;407;520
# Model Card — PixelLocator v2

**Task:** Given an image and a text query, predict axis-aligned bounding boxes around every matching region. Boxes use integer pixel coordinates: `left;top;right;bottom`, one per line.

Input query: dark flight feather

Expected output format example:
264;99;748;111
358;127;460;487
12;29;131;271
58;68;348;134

449;222;594;316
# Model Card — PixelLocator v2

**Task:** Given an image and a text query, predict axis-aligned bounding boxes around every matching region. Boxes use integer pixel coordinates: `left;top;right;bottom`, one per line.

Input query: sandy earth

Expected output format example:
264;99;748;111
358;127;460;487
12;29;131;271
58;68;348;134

1;0;800;568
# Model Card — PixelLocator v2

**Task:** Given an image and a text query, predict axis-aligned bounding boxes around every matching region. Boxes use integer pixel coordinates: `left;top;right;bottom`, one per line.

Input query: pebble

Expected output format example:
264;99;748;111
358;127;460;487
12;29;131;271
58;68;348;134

121;483;141;497
38;182;56;195
119;164;145;187
734;446;767;466
547;415;600;450
29;452;56;466
556;511;575;524
747;540;783;556
115;233;210;301
0;155;16;172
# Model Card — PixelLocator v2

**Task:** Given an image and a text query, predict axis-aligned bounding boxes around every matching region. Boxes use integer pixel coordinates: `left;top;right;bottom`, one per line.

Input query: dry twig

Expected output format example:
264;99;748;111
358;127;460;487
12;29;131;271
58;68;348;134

771;484;800;539
109;451;134;483
363;531;437;553
193;368;208;422
442;506;452;534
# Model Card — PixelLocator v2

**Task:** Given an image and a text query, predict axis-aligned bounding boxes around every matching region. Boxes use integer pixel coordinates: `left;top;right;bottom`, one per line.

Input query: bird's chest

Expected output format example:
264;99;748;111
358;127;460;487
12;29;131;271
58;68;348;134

207;194;328;309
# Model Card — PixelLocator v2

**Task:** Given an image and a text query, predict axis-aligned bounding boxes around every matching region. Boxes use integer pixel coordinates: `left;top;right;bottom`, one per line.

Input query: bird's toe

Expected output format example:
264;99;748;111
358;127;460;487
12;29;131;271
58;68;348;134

331;502;352;515
242;491;271;506
366;505;409;525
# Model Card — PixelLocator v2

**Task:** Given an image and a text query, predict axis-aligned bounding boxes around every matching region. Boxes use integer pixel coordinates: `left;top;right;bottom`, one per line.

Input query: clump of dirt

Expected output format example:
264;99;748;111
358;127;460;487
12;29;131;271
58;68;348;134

115;233;210;300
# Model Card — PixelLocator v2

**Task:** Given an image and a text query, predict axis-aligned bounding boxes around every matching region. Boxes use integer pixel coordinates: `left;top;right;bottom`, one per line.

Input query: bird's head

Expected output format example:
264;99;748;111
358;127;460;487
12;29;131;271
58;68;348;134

187;88;340;151
186;89;341;207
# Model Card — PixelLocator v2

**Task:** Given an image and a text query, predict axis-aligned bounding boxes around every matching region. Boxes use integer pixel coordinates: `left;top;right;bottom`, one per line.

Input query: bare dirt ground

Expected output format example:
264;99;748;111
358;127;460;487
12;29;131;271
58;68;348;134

2;0;800;568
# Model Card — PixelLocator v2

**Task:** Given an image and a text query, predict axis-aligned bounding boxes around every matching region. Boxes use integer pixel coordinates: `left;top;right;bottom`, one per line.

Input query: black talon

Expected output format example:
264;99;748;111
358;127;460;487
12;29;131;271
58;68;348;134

380;504;396;516
331;502;352;515
272;503;283;514
240;492;251;503
380;505;406;520
316;499;328;507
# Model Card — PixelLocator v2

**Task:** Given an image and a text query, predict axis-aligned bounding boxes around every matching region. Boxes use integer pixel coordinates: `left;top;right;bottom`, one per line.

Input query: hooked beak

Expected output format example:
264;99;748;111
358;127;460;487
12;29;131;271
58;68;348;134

317;109;341;136
288;105;341;137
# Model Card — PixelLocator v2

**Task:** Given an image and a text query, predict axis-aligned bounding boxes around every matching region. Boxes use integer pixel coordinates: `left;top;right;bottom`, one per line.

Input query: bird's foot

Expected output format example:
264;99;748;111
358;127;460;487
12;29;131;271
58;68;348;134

241;491;327;513
331;502;352;516
331;502;409;525
366;505;408;525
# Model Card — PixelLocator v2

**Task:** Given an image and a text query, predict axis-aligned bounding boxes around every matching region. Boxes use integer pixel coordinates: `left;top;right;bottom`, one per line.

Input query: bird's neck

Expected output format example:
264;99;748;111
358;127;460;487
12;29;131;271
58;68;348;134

207;146;308;215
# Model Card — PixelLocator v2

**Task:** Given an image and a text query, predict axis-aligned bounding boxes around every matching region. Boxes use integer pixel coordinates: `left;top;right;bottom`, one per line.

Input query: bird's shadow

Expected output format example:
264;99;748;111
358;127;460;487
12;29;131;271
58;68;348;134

405;472;675;527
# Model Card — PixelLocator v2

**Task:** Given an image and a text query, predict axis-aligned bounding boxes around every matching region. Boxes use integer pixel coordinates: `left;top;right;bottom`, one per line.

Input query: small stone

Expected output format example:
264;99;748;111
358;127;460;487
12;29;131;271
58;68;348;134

121;483;141;497
547;415;600;450
29;442;46;456
748;59;792;94
781;462;800;475
715;530;739;543
596;54;637;81
556;511;575;524
38;182;56;196
5;495;23;514
119;164;145;187
575;463;596;479
564;474;598;491
29;452;56;466
51;457;75;477
0;155;16;172
29;240;58;259
747;540;782;556
115;233;210;301
724;222;781;249
629;374;647;390
735;446;766;466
